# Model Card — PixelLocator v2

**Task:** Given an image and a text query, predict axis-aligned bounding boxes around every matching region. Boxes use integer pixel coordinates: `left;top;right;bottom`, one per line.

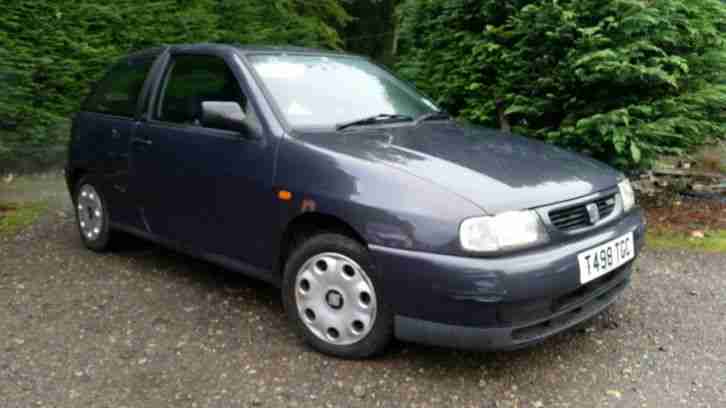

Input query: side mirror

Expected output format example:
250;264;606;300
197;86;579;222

201;101;252;136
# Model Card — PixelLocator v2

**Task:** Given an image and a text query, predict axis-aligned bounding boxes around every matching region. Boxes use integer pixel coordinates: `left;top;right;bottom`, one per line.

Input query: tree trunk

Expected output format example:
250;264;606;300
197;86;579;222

496;99;511;133
342;0;400;66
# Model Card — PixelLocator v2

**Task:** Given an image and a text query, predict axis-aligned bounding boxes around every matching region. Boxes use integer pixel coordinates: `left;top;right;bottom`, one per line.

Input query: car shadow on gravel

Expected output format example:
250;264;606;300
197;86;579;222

91;231;293;341
112;231;276;288
384;316;612;364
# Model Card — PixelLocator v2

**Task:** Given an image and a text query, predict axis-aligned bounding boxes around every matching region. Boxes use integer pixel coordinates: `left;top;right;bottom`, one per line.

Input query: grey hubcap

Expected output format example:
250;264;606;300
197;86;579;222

295;252;377;345
77;185;103;241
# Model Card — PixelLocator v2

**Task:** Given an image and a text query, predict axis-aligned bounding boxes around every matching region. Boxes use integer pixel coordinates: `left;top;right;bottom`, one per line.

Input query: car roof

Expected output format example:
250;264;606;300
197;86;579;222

126;43;357;59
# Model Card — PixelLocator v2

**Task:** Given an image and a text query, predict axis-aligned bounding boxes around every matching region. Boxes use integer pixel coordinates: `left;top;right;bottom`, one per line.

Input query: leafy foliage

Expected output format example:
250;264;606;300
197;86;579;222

397;0;726;167
0;201;48;237
0;0;349;166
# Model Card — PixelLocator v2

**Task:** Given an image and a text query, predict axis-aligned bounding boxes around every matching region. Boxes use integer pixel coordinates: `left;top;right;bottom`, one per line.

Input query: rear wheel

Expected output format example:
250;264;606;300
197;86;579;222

282;233;392;359
74;178;112;252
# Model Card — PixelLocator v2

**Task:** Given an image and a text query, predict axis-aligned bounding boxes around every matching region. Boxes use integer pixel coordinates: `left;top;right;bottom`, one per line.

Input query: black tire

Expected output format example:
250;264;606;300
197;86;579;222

74;176;113;252
282;233;393;359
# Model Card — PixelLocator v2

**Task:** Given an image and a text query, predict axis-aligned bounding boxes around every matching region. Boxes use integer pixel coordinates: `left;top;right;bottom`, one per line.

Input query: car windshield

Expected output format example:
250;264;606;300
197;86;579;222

248;54;439;129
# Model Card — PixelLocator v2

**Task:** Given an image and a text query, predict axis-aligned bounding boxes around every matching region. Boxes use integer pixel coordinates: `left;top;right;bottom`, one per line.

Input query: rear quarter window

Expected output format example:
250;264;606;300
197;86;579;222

83;56;155;118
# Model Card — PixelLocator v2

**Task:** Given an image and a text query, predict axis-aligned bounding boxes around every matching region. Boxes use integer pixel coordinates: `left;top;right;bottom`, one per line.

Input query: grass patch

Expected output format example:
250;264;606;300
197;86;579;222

647;229;726;253
0;201;48;237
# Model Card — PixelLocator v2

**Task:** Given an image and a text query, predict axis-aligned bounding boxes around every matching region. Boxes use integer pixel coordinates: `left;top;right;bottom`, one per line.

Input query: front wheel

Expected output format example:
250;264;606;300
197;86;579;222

282;233;393;359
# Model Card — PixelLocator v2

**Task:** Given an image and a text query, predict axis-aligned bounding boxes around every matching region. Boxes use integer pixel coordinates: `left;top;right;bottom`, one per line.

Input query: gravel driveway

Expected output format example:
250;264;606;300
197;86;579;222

1;180;725;407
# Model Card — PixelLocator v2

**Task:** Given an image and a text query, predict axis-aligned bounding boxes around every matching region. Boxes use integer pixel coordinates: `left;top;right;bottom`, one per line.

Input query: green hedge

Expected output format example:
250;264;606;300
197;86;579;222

0;0;349;169
397;0;726;168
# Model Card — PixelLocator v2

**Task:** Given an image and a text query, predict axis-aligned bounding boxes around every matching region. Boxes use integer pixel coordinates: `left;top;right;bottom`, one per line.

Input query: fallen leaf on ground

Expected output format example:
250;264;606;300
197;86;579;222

606;390;622;399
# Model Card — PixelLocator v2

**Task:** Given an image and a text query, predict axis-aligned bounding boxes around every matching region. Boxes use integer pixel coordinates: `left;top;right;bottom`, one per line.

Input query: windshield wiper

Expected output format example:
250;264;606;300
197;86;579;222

414;111;452;126
336;113;413;131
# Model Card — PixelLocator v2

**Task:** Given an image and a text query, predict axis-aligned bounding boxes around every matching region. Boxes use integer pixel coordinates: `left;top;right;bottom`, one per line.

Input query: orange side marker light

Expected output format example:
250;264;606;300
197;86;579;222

278;190;293;201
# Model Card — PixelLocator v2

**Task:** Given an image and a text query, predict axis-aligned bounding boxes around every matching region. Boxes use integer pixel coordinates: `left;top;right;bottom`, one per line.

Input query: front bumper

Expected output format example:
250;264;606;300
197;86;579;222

369;209;646;350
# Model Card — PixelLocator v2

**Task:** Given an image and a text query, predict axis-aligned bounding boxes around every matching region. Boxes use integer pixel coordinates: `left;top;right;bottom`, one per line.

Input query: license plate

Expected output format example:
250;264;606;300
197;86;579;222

577;232;634;284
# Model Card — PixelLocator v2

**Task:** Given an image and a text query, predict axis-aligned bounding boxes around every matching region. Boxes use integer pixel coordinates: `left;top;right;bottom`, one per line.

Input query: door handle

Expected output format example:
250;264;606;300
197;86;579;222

132;137;152;146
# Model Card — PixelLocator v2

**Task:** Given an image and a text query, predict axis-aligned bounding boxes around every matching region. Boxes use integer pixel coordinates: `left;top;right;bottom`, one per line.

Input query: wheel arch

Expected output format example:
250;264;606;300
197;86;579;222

67;167;89;202
277;211;368;276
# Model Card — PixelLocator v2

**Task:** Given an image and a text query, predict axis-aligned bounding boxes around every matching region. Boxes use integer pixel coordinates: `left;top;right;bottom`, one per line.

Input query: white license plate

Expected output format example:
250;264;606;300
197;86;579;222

578;232;634;284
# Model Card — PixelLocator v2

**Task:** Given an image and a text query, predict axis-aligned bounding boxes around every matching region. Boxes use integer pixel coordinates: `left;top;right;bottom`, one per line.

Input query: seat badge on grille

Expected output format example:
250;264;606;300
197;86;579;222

586;203;600;225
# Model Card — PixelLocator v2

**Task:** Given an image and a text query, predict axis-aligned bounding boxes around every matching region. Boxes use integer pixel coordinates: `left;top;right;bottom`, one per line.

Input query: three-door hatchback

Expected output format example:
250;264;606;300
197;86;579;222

67;44;646;358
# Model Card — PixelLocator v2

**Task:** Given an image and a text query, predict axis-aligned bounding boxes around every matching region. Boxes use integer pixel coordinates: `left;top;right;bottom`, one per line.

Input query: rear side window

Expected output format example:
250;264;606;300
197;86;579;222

83;56;154;118
155;55;247;125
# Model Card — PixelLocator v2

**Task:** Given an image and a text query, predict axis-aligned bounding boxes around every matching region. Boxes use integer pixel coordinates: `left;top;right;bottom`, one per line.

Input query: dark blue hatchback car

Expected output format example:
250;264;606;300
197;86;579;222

66;44;646;358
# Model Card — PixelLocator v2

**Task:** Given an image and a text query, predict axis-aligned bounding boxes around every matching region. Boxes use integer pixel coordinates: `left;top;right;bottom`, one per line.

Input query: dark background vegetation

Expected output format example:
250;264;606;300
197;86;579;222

1;0;724;172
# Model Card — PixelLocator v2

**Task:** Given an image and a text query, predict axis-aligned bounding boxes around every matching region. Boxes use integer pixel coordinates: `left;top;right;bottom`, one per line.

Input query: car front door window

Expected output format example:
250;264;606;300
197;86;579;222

155;55;258;132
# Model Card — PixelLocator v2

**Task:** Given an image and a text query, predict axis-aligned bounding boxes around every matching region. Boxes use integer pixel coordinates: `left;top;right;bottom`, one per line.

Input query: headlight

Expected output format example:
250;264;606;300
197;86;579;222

618;179;635;212
459;211;549;252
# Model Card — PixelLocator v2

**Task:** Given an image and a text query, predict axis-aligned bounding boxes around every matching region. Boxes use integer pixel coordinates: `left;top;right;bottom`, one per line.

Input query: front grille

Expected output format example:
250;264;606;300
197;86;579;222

549;194;617;231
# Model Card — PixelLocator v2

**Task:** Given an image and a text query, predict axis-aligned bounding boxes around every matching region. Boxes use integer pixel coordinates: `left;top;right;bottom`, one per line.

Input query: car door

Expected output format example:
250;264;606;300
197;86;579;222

75;54;157;229
131;51;277;269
